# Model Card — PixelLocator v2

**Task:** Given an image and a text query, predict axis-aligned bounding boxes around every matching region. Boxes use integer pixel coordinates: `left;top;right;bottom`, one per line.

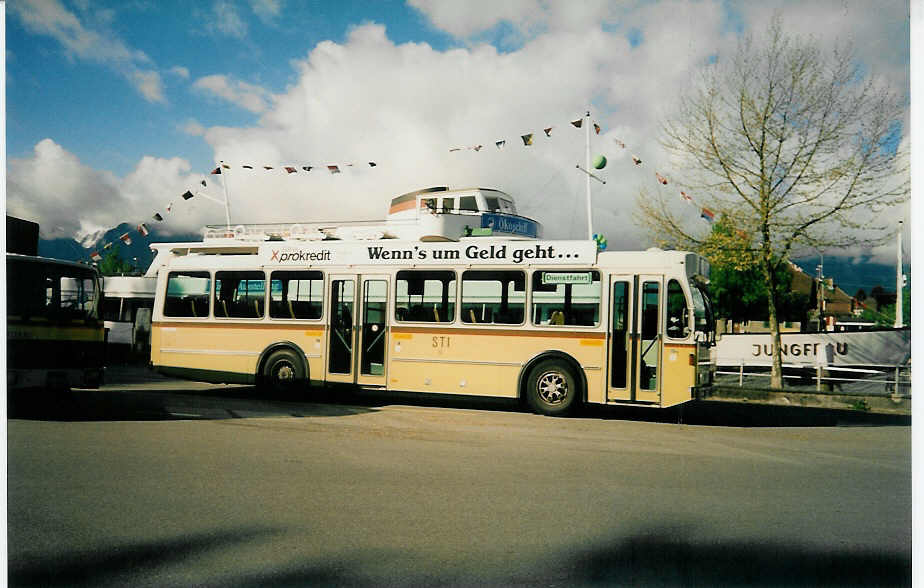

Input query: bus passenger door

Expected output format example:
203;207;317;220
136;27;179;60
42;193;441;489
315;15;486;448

607;276;634;402
326;275;356;384
357;275;389;387
635;275;662;403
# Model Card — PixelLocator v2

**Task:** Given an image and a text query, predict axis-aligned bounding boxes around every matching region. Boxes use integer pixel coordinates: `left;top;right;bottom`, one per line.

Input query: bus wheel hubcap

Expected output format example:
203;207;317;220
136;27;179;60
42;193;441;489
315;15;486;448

537;371;567;404
276;363;294;381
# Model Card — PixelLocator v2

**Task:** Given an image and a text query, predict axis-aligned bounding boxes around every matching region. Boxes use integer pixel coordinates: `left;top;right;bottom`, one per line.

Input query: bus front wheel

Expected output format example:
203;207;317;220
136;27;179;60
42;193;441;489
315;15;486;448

526;360;579;416
261;349;305;395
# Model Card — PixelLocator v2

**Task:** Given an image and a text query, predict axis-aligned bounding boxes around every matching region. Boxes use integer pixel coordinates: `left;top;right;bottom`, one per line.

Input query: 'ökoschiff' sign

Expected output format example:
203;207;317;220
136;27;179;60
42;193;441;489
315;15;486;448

263;240;598;266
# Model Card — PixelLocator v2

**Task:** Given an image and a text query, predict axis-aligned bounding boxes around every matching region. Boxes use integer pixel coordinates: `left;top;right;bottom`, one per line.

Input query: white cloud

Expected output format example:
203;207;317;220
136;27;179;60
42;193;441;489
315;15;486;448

9;0;168;103
249;0;282;25
169;65;191;79
6;139;206;238
194;74;275;113
130;69;166;103
182;119;207;136
8;1;908;262
408;0;549;39
208;0;248;39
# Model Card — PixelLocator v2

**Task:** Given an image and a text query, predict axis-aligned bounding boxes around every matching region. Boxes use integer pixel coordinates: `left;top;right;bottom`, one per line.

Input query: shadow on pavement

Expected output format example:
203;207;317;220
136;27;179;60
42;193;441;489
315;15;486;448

8;527;280;587
17;525;904;587
7;386;379;422
548;528;911;587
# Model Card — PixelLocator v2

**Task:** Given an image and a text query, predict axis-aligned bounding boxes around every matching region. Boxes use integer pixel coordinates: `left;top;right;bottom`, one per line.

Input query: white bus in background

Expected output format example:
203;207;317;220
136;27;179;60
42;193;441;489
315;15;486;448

101;276;156;360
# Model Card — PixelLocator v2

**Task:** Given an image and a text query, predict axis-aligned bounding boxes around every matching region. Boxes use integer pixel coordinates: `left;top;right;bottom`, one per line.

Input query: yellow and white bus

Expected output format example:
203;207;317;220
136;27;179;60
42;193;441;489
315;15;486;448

148;237;715;415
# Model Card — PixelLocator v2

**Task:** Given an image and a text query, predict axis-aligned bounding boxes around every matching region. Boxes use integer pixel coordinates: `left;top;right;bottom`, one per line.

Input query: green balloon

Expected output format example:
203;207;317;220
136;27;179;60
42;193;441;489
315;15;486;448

592;154;607;169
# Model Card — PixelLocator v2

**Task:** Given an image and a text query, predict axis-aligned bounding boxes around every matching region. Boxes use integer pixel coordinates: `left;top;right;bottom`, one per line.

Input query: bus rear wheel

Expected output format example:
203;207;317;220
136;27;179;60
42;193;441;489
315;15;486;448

261;349;305;396
526;360;579;416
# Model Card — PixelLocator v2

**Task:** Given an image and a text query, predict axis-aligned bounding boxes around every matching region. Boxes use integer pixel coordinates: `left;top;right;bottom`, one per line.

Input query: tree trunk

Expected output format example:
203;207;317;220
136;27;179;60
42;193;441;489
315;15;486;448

761;251;784;389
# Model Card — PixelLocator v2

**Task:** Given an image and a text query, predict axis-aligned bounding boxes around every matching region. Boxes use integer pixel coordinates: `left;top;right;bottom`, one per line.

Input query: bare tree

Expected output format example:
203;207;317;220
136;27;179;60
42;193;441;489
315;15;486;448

636;19;908;388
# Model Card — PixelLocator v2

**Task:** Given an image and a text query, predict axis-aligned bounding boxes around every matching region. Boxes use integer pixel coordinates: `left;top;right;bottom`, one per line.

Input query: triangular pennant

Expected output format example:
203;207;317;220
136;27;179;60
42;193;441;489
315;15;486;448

221;163;230;169
472;145;483;152
103;242;113;250
632;155;642;165
571;119;583;128
521;134;533;146
182;190;194;200
328;165;341;174
242;165;254;169
496;140;506;149
614;139;625;148
166;202;173;212
120;232;132;245
263;166;274;170
656;173;668;185
90;251;102;262
200;179;207;187
449;147;463;152
210;166;221;175
593;123;601;135
544;127;553;137
368;162;377;167
701;207;715;223
302;166;313;172
137;223;150;236
284;166;297;174
680;191;693;203
153;212;164;221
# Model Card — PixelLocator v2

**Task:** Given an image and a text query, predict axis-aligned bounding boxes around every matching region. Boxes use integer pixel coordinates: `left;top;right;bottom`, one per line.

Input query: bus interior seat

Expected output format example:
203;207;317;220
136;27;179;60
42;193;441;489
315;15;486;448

550;310;564;325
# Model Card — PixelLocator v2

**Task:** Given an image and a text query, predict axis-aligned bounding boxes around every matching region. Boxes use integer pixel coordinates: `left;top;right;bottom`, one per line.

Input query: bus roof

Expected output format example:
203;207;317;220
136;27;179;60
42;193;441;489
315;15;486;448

146;239;708;281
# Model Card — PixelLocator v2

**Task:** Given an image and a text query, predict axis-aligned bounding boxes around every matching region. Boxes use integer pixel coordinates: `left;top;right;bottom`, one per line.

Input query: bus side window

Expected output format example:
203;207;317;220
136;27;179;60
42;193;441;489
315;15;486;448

666;279;690;339
164;272;211;318
461;270;525;325
215;271;265;318
269;270;324;320
530;270;601;326
395;270;455;323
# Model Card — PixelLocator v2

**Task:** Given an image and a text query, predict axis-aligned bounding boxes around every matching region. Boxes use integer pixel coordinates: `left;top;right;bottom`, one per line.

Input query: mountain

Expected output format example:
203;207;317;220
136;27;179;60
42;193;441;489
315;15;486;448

38;223;200;273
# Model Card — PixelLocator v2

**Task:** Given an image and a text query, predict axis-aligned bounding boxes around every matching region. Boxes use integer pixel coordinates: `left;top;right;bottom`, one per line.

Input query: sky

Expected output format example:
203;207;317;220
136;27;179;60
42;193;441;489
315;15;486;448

3;0;914;266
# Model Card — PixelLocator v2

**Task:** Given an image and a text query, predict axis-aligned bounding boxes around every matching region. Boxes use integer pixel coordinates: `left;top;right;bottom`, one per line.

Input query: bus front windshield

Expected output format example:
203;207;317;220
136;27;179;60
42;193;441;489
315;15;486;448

690;282;715;344
7;259;101;322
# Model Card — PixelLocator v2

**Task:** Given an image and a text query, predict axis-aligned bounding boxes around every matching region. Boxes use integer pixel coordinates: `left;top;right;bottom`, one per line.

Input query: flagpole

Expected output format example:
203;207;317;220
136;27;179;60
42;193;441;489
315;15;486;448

585;110;593;241
218;161;233;230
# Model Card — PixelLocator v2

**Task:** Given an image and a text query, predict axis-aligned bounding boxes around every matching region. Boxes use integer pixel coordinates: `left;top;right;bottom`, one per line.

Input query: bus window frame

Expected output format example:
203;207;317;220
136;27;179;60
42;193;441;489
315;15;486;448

214;270;267;320
529;269;602;328
664;278;692;341
163;270;213;319
394;269;457;324
460;269;526;326
269;269;325;321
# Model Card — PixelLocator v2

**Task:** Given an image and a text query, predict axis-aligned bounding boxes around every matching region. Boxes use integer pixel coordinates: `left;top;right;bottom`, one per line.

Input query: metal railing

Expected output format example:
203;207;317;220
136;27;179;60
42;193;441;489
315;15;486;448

715;362;911;396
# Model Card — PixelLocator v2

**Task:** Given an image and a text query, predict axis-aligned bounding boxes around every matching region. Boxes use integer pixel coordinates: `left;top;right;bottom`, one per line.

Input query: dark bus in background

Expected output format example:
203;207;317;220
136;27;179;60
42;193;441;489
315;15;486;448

7;254;106;391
